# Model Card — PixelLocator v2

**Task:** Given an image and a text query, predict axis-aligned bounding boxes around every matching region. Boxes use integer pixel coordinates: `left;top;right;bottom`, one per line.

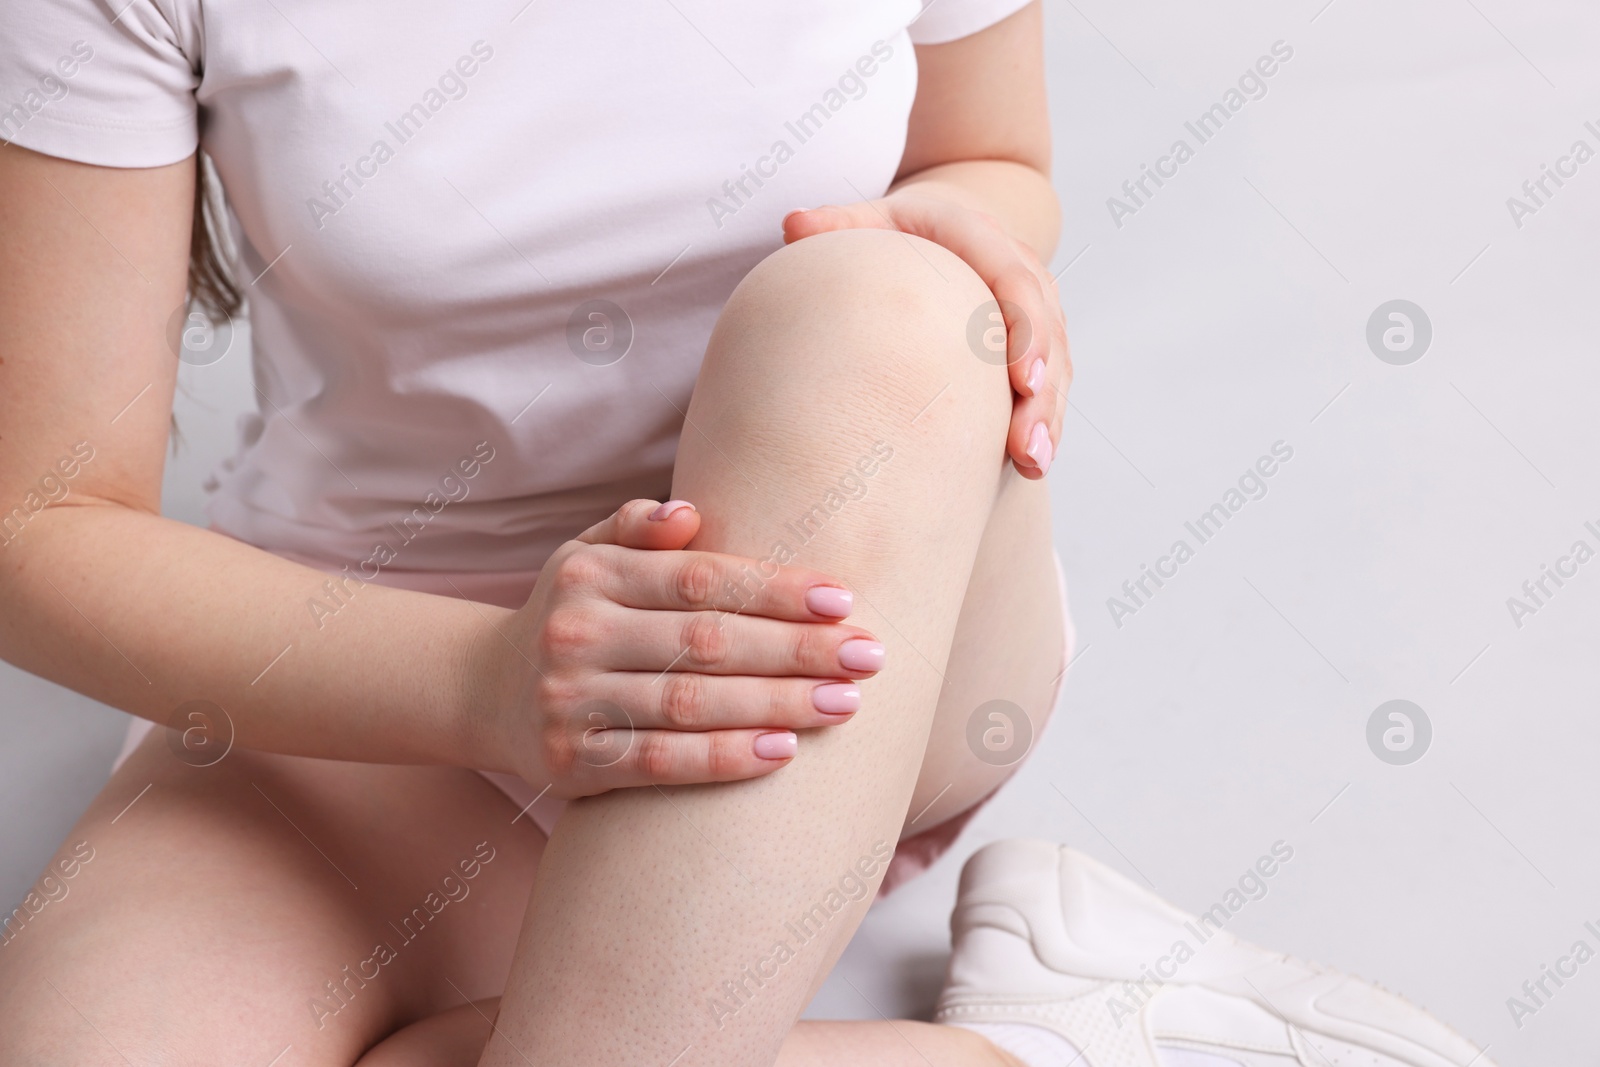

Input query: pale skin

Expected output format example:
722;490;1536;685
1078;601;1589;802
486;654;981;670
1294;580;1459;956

0;6;1067;1066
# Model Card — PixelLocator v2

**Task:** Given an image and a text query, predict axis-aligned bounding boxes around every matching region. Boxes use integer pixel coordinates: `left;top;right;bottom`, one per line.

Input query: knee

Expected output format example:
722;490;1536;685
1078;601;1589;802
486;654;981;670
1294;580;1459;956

728;228;994;355
738;226;989;309
707;229;1011;429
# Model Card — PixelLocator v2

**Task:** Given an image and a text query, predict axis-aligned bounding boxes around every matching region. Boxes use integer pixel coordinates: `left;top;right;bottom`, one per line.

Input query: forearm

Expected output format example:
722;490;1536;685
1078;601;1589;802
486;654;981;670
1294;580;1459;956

0;503;500;768
891;159;1061;262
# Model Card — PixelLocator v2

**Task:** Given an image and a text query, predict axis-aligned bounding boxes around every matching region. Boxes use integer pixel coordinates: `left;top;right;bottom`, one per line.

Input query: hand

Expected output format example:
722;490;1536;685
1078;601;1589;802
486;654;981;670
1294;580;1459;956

784;193;1070;479
471;499;882;797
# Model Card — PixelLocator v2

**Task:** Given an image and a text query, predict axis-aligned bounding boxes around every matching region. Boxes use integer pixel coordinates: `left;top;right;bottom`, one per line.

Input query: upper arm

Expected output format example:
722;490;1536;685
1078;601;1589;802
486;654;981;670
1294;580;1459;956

896;0;1051;182
0;146;193;523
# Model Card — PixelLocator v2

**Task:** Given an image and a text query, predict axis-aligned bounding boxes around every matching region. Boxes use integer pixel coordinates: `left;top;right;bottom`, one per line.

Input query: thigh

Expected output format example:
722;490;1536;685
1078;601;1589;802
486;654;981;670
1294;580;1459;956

908;465;1064;833
0;726;544;1066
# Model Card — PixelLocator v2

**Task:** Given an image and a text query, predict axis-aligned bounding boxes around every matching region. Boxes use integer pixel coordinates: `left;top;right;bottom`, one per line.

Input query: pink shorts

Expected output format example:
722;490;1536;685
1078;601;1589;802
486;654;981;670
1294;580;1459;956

112;535;1074;901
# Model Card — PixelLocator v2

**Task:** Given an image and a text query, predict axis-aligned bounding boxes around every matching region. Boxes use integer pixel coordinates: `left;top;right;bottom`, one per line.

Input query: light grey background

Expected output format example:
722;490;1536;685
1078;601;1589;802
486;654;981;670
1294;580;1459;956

5;1;1597;1062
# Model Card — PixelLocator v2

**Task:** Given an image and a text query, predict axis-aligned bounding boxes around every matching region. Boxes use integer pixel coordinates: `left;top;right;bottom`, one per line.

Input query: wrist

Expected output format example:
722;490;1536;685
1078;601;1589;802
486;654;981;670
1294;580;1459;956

886;174;990;216
889;162;1061;260
448;600;523;775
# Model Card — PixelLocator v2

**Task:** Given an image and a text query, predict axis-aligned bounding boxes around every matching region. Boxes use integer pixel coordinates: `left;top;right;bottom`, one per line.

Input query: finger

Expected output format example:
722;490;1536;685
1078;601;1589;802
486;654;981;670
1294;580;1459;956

1047;330;1070;447
1009;351;1066;479
1010;344;1067;479
574;727;801;791
604;606;885;678
1007;265;1070;476
597;672;860;731
988;262;1052;398
574;498;701;551
782;202;894;243
1041;288;1071;450
581;543;857;621
876;200;1055;391
1008;390;1055;479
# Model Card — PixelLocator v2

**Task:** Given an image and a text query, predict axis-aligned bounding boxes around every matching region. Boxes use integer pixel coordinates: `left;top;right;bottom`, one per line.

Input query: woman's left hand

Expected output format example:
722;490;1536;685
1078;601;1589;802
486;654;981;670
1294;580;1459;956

783;192;1070;478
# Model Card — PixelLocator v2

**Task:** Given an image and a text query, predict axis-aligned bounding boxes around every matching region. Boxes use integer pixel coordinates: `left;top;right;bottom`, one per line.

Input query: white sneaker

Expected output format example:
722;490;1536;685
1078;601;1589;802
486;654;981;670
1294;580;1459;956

934;839;1494;1067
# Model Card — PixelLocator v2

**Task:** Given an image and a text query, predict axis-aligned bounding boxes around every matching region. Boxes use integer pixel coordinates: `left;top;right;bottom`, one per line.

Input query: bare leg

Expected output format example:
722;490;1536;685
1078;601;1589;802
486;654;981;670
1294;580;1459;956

482;228;1063;1066
363;1004;1022;1067
0;736;545;1065
361;468;1057;1067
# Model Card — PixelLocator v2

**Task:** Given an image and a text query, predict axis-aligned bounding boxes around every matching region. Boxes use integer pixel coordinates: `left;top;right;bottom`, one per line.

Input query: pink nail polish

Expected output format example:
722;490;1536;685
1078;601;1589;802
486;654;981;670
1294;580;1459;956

838;639;886;672
648;500;696;521
812;682;861;715
1026;423;1053;474
753;731;798;759
805;586;853;618
1025;359;1044;396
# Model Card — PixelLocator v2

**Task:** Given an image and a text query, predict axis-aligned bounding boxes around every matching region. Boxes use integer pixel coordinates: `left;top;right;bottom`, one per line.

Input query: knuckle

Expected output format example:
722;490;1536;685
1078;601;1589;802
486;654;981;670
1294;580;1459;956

704;731;744;779
542;728;579;778
637;731;679;781
622;498;658;523
681;611;728;668
789;624;819;671
661;672;708;729
995;263;1038;297
674;556;719;608
538;607;593;658
552;549;605;594
767;682;794;725
532;673;574;713
545;541;580;569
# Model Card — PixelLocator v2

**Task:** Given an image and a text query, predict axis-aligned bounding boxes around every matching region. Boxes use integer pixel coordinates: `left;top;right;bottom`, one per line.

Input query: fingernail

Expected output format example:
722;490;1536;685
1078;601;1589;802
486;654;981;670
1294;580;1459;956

782;208;811;225
804;586;853;618
838;638;886;672
1025;358;1044;396
1026;423;1053;474
753;731;798;760
648;500;696;521
812;682;861;716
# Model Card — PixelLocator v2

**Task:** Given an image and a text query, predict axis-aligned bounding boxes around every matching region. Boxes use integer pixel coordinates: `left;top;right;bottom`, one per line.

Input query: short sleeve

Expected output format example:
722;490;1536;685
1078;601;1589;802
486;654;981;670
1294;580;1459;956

905;0;1035;45
0;0;199;167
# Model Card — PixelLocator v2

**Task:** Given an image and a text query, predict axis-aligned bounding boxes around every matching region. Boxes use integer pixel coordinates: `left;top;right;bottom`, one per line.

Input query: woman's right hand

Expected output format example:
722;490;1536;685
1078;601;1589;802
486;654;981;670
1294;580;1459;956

467;498;884;797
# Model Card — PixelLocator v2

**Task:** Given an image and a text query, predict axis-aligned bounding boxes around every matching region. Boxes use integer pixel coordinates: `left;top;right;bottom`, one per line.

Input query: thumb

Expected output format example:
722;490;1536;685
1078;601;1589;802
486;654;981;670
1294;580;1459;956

575;498;700;550
781;202;892;243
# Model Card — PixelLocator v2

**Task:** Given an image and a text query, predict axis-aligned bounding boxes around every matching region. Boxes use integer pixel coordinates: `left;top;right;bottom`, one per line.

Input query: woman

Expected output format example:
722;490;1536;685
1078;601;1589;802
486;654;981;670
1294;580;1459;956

0;0;1070;1062
0;2;1493;1065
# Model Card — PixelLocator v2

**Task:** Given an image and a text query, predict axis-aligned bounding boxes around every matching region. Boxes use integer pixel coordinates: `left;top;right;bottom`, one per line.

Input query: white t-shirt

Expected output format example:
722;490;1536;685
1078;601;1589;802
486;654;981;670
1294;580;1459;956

0;0;1031;574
